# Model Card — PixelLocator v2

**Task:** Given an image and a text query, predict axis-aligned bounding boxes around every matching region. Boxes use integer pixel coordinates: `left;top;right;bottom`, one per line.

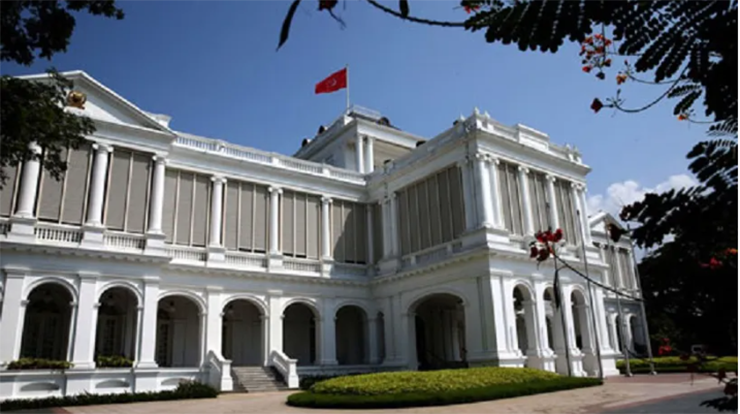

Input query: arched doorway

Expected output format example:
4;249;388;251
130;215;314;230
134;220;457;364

20;283;74;361
512;285;537;360
629;315;642;353
411;293;465;370
156;295;201;367
615;315;624;354
222;299;263;366
570;290;592;353
283;302;318;366
95;287;138;361
376;312;386;364
335;305;368;365
543;287;568;375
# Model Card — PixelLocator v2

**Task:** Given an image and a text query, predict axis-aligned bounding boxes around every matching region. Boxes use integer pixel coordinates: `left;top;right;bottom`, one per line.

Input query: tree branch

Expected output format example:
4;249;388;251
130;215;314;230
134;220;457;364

365;0;466;27
610;68;687;114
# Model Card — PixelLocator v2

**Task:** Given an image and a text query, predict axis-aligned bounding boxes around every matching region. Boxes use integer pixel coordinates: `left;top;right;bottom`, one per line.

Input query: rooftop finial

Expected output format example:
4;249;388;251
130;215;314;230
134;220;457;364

458;114;466;121
483;110;491;118
474;107;480;116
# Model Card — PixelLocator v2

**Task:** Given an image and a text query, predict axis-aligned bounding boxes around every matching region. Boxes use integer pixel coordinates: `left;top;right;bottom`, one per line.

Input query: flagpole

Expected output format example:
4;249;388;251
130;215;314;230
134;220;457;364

345;64;350;112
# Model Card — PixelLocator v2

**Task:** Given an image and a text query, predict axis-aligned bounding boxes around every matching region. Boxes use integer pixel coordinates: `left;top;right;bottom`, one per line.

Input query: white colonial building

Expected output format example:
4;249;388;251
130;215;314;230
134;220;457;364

0;71;647;400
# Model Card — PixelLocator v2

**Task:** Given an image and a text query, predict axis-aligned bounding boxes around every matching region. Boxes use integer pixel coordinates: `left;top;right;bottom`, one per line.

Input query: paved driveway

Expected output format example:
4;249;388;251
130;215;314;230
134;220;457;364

9;374;725;414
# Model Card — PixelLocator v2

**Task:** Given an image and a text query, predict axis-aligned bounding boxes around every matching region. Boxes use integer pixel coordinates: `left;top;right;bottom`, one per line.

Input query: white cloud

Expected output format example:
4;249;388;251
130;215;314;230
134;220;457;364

587;174;697;219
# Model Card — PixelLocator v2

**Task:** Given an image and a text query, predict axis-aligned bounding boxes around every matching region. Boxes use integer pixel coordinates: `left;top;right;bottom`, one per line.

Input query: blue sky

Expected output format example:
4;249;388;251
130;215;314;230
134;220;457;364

3;0;704;217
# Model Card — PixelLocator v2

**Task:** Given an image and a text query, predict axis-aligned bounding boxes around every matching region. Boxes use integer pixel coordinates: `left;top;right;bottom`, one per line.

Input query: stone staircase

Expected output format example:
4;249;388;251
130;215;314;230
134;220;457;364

231;366;289;393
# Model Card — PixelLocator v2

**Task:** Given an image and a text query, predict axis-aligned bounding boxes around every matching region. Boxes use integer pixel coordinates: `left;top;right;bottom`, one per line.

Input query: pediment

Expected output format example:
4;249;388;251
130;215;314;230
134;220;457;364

20;71;173;135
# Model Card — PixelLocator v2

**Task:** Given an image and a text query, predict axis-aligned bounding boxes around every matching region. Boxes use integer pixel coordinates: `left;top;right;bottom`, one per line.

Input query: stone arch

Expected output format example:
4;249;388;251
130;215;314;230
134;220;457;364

97;281;142;307
281;297;321;318
283;299;319;366
20;281;76;360
158;290;206;314
222;294;268;316
570;288;591;352
95;284;140;361
407;287;469;313
335;304;369;365
156;293;203;367
332;299;373;318
222;296;265;366
409;292;466;370
512;283;537;359
24;276;78;303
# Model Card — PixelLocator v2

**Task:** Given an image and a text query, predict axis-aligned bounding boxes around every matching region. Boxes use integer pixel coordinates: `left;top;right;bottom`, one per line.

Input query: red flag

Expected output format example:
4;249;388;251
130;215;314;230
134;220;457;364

315;68;347;94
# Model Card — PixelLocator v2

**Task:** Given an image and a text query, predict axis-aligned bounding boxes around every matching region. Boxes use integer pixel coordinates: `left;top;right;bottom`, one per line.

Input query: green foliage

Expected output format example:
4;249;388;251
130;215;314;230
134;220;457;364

312;367;560;396
299;373;365;390
6;358;73;371
0;381;218;412
0;1;124;188
616;356;738;373
96;355;134;368
287;377;601;409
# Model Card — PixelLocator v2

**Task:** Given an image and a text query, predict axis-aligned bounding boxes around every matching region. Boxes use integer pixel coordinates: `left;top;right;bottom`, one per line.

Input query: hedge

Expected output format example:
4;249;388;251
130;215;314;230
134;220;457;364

6;358;72;371
300;373;365;391
617;356;738;374
287;377;602;409
96;355;134;368
0;381;218;412
311;367;560;396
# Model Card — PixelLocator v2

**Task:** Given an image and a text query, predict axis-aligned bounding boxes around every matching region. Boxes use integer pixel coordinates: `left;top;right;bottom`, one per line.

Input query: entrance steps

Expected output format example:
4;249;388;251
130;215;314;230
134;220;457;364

231;366;289;393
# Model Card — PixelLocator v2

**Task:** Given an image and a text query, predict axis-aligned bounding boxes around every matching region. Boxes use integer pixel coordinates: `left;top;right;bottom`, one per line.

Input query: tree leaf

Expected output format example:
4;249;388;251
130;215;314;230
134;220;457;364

400;0;409;17
277;0;302;51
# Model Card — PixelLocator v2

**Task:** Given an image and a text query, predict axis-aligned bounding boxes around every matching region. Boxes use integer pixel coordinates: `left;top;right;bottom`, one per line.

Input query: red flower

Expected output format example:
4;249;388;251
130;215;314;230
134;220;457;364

551;228;563;243
605;39;613;46
616;73;628;85
677;113;689;121
464;5;480;13
529;245;539;259
582;65;592;73
537;248;550;262
535;231;547;244
594;33;603;40
318;0;338;10
725;248;737;256
662;337;670;344
590;98;604;113
604;58;612;67
701;257;723;270
584;36;594;44
658;345;672;356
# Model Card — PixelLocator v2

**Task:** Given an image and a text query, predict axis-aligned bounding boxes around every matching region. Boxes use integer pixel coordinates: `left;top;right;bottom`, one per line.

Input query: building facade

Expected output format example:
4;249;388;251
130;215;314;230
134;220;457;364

0;71;645;400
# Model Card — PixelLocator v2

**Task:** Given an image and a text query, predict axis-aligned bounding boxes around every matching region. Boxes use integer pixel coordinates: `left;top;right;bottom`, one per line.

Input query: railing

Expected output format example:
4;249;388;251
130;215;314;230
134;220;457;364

269;349;299;389
206;350;233;392
165;245;207;262
34;223;83;244
224;251;267;268
104;232;145;251
415;244;449;266
0;219;9;236
174;134;365;184
283;257;321;273
399;239;464;271
333;262;368;277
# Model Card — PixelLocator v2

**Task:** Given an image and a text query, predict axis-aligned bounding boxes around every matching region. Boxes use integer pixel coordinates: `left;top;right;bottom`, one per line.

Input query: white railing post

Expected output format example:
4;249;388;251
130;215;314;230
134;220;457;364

270;350;299;389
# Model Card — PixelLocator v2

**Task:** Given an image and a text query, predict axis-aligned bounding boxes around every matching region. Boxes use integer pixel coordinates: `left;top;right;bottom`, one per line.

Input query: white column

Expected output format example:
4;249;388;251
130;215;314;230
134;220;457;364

85;143;111;226
133;305;143;364
365;136;374;173
321;197;332;260
148;155;167;234
518;166;535;235
268;186;282;255
136;279;160;368
206;288;223;358
320;299;337;365
381;199;391;259
367;316;379;364
521;300;540;355
198;311;207;366
571;183;589;245
209;176;226;247
0;272;27;362
366;205;374;264
71;276;98;369
355;135;365;174
268;294;283;356
474;153;494;228
577;186;593;245
458;158;476;231
389;193;399;256
545;175;560;230
14;143;42;218
488;157;504;229
562;287;578;351
533;282;552;353
614;247;625;289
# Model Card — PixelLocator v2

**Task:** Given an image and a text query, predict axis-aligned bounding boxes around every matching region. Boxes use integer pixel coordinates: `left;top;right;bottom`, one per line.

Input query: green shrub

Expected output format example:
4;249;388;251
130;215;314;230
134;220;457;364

0;380;218;411
312;367;560;396
6;358;72;371
96;355;134;368
299;373;365;391
287;377;602;409
617;356;738;373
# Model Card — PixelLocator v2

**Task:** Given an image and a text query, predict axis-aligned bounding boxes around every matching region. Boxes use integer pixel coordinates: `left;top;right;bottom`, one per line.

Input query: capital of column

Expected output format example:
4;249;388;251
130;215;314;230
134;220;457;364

489;156;500;165
211;175;227;184
518;165;530;174
268;186;283;195
456;157;470;168
545;174;557;182
321;196;333;205
571;182;584;190
152;154;167;165
91;143;113;153
474;152;487;162
390;192;398;200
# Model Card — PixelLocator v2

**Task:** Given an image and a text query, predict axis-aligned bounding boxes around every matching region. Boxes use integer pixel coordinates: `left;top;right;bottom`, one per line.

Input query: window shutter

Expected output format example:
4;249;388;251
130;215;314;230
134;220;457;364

332;202;344;261
429;174;442;246
418;181;430;250
282;190;295;256
438;170;452;242
175;172;194;245
0;164;20;217
356;204;367;264
125;153;151;233
295;193;307;257
162;169;178;243
105;150;132;230
191;174;210;247
306;195;320;259
239;183;254;251
61;146;92;225
37;149;68;222
253;185;268;252
223;181;239;250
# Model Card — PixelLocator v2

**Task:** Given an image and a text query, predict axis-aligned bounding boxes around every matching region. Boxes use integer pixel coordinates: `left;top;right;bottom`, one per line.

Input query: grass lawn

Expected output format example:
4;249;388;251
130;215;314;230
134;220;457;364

617;356;738;374
287;367;602;409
